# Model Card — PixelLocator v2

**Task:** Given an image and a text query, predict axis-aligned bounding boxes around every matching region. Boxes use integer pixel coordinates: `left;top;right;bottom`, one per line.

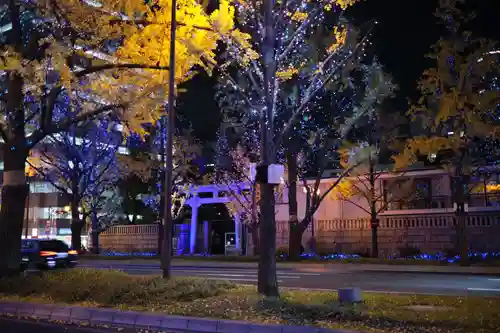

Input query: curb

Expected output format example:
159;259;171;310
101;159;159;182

0;300;356;333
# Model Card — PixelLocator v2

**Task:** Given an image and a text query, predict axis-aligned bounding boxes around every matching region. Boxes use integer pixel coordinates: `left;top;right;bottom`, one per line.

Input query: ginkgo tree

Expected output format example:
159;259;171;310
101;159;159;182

285;61;394;259
394;0;500;265
216;0;372;295
335;111;413;258
0;0;246;276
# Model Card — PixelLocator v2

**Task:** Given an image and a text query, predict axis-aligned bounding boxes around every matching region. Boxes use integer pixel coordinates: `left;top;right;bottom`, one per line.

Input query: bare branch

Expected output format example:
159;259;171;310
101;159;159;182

74;63;170;77
300;162;360;227
277;29;374;145
28;104;124;149
277;9;320;64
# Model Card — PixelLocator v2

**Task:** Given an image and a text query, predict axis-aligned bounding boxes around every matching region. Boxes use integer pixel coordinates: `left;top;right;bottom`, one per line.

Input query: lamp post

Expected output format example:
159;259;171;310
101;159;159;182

161;0;177;279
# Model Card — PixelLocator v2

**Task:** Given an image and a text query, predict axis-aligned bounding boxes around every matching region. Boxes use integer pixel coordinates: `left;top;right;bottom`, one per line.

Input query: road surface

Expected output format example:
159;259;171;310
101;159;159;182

79;261;500;297
0;317;153;333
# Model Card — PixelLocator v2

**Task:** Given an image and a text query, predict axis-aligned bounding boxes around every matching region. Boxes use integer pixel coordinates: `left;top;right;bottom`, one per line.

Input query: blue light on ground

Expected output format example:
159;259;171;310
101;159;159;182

100;251;500;262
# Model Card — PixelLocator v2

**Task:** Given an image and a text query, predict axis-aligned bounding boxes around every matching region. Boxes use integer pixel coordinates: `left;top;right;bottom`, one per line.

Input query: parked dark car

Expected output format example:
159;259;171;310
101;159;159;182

21;239;78;270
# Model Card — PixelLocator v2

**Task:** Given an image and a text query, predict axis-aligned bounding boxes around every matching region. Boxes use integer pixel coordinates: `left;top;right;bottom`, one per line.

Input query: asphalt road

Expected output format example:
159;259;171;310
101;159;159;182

0;317;149;333
79;261;500;297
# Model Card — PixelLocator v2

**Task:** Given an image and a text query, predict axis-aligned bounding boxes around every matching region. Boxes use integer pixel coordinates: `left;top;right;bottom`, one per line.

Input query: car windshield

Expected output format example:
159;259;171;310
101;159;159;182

39;240;69;252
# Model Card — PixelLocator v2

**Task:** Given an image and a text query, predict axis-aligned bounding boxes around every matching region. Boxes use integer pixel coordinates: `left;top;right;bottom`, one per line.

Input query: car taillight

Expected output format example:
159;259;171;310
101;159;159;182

40;251;57;257
68;250;78;255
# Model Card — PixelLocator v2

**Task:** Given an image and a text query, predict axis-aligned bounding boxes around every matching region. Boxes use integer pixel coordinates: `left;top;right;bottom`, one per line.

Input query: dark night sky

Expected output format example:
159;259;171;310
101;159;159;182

351;0;500;98
178;0;500;143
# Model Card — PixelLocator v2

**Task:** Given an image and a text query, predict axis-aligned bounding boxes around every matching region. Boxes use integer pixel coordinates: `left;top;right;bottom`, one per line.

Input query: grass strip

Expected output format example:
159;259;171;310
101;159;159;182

0;269;498;333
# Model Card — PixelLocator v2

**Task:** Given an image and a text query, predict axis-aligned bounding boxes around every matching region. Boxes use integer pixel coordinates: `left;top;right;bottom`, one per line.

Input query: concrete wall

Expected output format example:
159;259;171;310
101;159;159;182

99;225;159;252
275;213;500;256
100;213;500;257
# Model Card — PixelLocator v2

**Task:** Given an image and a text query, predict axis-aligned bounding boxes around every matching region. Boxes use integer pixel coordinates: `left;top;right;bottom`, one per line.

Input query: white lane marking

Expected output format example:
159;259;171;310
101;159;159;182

467;288;500;292
488;279;500;282
80;266;301;279
80;265;314;276
287;287;500;297
203;277;283;283
201;273;301;279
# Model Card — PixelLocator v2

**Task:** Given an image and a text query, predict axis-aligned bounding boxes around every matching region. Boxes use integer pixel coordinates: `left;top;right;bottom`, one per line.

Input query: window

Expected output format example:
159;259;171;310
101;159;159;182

21;239;36;250
30;182;57;193
383;178;434;210
39;240;69;252
451;176;470;200
411;178;432;209
383;179;411;210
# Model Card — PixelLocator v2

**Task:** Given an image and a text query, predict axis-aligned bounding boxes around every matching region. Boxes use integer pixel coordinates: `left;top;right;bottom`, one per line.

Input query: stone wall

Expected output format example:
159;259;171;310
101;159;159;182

99;225;159;253
276;213;500;256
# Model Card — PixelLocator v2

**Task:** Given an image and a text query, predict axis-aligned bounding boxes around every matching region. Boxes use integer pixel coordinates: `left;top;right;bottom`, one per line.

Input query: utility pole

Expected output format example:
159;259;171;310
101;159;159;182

161;0;177;279
158;119;166;254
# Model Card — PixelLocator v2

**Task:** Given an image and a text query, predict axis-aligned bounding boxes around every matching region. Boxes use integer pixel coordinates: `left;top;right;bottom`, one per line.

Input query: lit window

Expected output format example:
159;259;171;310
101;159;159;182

30;182;57;193
118;147;130;155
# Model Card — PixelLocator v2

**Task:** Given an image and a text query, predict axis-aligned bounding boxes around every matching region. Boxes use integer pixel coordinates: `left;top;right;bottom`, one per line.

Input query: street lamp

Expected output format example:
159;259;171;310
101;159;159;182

161;0;177;279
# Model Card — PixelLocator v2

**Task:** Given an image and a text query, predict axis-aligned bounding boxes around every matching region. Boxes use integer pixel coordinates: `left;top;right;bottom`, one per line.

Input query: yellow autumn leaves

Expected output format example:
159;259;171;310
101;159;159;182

4;0;362;139
84;0;254;136
5;0;255;138
276;25;348;82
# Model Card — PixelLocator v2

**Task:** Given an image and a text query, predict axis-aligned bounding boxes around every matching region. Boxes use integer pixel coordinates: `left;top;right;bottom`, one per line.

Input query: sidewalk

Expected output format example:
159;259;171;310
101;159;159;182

80;258;500;275
0;300;354;333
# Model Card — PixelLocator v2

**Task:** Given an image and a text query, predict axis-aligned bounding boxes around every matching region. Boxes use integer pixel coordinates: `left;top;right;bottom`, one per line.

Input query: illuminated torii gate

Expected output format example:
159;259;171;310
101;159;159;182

183;182;251;254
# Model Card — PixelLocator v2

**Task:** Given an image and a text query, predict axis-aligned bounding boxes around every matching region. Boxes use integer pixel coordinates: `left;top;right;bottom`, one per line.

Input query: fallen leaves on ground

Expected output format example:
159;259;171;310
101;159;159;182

0;269;499;333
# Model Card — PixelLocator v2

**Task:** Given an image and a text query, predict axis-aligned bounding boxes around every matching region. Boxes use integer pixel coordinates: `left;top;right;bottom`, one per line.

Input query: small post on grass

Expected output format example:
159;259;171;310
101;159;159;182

338;288;362;304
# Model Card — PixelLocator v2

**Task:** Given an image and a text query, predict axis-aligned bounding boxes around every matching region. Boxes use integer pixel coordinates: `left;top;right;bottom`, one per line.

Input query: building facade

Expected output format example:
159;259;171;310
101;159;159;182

98;167;500;256
273;167;500;256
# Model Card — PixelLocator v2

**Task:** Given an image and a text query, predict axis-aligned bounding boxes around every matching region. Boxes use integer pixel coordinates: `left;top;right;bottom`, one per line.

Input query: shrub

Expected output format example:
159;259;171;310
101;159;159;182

0;269;235;305
397;246;421;258
276;246;289;258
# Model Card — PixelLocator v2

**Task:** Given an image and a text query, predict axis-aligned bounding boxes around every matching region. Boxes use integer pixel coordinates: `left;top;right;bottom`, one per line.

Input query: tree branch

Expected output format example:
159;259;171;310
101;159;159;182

74;63;170;77
277;9;320;64
277;29;374;146
27;103;124;149
299;162;360;228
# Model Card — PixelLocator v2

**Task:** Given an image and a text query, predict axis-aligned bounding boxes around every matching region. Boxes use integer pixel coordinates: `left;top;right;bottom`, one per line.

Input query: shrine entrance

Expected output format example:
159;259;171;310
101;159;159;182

198;204;233;255
183;183;250;255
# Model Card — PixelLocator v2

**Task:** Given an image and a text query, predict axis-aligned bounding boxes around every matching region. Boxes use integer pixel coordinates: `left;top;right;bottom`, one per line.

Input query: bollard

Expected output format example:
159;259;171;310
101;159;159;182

338;287;362;303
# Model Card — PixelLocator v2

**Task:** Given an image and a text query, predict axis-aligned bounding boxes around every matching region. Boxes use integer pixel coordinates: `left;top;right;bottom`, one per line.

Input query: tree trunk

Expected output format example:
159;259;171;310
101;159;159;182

91;212;99;254
368;155;379;258
288;223;306;260
370;219;379;258
71;220;85;252
250;224;260;256
453;173;469;266
258;183;279;296
0;71;28;277
0;180;28;277
71;203;84;251
257;0;278;297
286;150;301;260
456;210;469;266
158;222;164;255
